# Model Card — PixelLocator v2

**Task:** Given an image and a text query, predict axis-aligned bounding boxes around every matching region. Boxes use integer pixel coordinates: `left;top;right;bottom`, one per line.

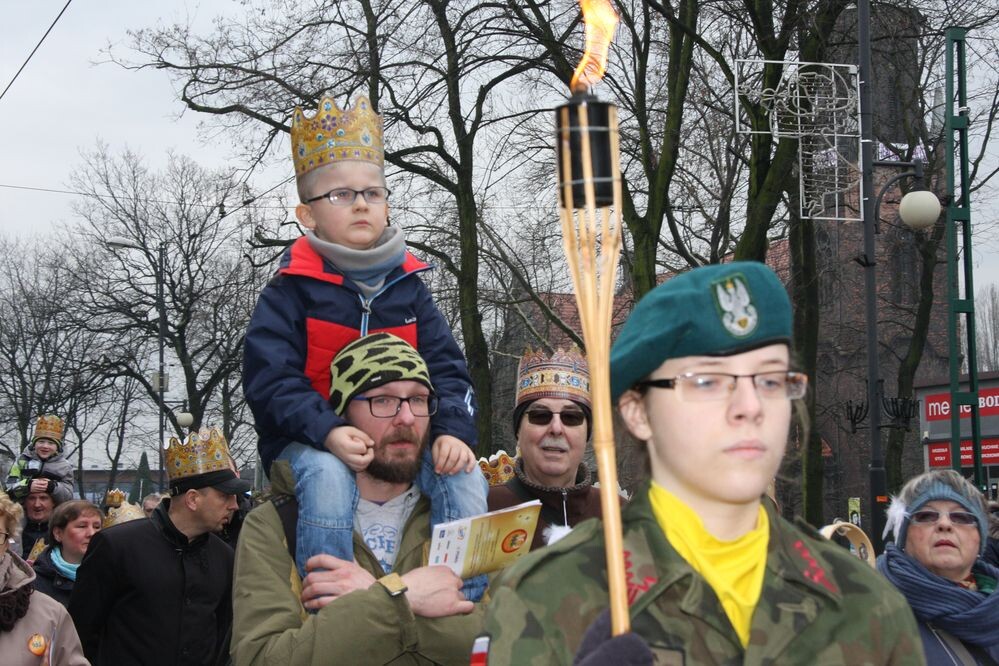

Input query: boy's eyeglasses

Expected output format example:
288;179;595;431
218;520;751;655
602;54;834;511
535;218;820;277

353;394;438;418
305;187;391;206
525;409;587;427
908;509;979;527
636;371;808;402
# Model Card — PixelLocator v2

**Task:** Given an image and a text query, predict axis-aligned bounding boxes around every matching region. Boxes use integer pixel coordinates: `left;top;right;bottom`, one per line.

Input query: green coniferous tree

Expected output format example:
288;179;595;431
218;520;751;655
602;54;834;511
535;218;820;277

129;452;153;503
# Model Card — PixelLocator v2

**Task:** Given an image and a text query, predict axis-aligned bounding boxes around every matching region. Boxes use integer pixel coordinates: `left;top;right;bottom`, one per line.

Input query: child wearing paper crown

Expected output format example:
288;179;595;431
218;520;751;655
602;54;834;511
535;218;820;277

243;95;487;598
4;414;75;504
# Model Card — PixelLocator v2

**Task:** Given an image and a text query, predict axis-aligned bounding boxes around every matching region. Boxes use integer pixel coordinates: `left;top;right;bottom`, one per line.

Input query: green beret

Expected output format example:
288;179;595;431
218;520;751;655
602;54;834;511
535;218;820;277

610;261;792;400
329;333;433;415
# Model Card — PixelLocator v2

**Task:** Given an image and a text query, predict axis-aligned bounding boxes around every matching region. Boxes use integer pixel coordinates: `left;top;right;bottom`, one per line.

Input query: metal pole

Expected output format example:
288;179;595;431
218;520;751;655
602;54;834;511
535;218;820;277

857;0;888;552
157;242;166;491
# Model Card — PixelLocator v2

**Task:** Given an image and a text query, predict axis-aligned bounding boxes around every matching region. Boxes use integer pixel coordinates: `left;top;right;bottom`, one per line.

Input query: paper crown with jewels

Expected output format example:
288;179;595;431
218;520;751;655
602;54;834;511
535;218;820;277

104;488;127;508
291;95;384;176
478;449;519;487
32;414;64;448
515;346;591;410
164;427;249;496
104;501;146;529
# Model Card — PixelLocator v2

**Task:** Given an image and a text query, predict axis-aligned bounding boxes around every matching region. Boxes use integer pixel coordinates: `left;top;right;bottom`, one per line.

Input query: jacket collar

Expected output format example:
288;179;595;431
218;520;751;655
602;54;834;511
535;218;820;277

623;482;842;618
513;458;592;497
277;236;429;286
152;499;208;549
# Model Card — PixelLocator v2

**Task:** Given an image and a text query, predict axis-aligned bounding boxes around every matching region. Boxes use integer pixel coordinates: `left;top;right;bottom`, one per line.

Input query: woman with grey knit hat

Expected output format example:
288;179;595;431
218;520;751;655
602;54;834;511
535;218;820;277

878;469;999;664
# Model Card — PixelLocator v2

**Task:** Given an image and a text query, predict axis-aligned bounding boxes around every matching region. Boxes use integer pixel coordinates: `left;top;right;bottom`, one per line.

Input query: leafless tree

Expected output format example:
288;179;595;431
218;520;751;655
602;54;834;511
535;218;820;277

67;146;279;466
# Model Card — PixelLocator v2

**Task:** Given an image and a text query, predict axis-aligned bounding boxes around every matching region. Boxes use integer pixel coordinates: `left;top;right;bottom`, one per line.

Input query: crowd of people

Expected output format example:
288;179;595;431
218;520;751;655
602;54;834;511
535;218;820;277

2;94;999;666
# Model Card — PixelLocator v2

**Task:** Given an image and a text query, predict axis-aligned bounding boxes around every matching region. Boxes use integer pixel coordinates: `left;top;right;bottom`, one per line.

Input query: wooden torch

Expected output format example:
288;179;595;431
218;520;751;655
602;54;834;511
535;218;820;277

556;0;628;636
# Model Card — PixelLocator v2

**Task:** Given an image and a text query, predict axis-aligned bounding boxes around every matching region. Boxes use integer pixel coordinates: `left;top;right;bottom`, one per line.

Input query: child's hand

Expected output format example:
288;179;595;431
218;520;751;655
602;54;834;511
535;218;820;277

431;435;476;475
324;426;375;472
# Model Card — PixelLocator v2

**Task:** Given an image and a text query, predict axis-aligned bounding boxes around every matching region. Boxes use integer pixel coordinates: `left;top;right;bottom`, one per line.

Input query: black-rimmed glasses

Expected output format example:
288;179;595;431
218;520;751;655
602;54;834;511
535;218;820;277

304;187;391;206
353;394;438;418
636;371;808;402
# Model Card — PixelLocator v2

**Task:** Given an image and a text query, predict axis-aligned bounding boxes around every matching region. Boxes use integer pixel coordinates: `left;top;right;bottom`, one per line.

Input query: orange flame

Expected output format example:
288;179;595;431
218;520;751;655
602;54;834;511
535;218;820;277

570;0;619;93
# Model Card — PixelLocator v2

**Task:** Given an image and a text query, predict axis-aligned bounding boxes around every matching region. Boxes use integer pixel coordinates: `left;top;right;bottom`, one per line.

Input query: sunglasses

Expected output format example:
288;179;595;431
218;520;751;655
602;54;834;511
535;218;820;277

525;409;586;428
909;509;978;526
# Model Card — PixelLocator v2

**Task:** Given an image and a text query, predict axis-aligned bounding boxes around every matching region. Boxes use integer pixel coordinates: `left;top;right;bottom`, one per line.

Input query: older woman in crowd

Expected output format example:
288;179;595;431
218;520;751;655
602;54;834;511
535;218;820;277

879;469;999;664
0;490;87;665
32;500;103;607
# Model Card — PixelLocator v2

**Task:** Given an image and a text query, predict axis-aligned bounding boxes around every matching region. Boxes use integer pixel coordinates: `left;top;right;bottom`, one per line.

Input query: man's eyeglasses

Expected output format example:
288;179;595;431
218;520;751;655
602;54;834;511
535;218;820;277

304;187;391;206
636;371;808;402
525;409;587;428
353;394;438;418
908;509;979;527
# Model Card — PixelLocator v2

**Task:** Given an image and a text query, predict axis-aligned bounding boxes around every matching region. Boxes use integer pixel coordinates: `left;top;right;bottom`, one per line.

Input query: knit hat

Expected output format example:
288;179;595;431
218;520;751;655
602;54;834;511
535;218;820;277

329;333;433;415
610;261;792;400
513;346;591;436
885;470;989;556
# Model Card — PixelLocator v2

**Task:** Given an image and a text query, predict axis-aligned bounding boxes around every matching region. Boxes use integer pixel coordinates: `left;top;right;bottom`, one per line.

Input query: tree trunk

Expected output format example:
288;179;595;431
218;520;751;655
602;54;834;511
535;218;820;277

789;191;824;525
886;224;944;492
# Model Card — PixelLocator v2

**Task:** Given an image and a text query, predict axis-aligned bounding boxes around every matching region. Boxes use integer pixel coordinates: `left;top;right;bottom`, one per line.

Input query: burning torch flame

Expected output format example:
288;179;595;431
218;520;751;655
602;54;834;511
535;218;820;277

570;0;619;93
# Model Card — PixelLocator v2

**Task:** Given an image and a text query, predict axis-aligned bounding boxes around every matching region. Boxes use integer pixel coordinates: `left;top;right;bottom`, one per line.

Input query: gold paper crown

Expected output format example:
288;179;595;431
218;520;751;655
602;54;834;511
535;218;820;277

32;414;64;445
105;488;127;508
165;427;233;484
478;449;519;487
515;346;591;409
291;95;384;176
104;502;146;529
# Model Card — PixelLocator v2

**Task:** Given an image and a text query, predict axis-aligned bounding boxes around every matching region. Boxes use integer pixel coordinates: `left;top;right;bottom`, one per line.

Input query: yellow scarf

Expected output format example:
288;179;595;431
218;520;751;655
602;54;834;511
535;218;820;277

649;482;769;647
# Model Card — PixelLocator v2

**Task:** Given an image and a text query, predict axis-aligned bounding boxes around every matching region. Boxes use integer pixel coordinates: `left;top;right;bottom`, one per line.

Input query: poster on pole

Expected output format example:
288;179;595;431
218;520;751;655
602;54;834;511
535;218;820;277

848;497;862;529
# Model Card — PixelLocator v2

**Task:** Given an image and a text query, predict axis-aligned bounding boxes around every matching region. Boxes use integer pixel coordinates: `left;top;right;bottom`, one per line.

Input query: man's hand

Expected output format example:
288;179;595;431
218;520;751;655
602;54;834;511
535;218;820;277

431;435;476;475
300;554;377;610
324;426;375;472
29;478;50;494
401;566;475;618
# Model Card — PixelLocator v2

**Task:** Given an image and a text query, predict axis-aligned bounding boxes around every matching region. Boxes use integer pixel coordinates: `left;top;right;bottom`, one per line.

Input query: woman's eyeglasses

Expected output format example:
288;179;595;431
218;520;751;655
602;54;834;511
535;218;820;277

908;509;978;526
525;409;586;427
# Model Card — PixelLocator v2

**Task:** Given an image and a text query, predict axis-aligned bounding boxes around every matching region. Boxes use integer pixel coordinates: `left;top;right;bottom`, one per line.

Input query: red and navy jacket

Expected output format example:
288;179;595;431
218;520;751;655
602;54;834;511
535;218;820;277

243;236;478;472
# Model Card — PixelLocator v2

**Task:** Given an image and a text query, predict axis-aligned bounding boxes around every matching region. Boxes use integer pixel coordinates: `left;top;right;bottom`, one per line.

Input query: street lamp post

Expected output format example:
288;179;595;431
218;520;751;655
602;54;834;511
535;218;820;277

106;237;170;491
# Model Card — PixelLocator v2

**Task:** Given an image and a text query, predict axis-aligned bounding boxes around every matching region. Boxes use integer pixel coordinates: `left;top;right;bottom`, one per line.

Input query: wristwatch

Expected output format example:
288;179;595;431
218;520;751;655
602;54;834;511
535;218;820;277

378;573;408;598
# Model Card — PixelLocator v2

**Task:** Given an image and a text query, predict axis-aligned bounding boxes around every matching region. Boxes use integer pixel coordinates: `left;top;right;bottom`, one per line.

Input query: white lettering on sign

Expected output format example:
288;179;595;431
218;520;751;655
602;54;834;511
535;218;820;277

924;387;999;421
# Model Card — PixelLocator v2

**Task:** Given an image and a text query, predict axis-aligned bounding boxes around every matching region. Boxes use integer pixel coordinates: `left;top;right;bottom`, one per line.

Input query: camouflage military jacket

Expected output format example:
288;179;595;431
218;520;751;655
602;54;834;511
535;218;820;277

483;482;925;665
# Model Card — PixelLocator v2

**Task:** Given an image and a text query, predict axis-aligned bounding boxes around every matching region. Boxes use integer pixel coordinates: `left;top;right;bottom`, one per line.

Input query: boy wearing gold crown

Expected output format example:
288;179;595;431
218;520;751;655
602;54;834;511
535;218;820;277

5;414;74;505
243;95;486;598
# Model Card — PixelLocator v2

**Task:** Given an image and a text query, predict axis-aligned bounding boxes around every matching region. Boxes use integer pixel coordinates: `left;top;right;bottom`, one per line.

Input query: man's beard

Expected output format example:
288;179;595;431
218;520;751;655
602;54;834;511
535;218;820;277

366;426;428;484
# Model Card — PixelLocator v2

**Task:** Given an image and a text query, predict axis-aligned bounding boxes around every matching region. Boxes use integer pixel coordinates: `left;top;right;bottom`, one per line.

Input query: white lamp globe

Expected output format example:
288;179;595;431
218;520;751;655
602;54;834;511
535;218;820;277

176;412;195;429
898;190;941;230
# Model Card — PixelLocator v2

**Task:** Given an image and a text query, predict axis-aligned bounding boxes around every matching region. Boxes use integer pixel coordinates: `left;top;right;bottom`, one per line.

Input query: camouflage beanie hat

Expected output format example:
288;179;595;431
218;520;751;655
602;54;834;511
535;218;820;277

329;333;433;416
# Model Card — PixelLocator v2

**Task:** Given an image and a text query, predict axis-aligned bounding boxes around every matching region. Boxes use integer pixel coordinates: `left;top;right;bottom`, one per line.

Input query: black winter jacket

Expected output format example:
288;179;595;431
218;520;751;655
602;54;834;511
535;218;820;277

68;500;234;666
32;546;74;607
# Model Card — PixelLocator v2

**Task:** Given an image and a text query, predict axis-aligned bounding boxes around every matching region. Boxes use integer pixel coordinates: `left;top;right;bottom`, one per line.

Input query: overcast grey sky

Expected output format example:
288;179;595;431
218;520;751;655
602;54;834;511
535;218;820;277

1;0;996;284
0;0;295;241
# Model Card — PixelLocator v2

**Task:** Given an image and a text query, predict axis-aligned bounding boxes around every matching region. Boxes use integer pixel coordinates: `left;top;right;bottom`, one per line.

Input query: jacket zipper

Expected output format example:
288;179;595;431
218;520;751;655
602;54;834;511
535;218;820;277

357;265;432;335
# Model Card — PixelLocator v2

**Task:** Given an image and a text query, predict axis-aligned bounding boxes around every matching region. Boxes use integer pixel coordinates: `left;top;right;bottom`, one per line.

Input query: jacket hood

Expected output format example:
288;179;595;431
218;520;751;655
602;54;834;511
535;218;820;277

0;549;36;594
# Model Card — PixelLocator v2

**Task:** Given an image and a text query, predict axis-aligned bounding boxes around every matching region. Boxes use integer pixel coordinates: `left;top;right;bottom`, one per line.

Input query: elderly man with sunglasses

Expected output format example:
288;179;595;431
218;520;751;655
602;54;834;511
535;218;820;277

487;347;616;551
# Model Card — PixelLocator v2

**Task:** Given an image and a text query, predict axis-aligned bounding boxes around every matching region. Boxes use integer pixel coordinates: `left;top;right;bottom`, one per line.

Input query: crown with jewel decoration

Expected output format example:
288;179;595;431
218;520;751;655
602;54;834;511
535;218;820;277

104;488;127;508
165;427;234;486
104;501;146;528
291;95;384;177
478;449;519;487
32;414;64;448
515;346;591;410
